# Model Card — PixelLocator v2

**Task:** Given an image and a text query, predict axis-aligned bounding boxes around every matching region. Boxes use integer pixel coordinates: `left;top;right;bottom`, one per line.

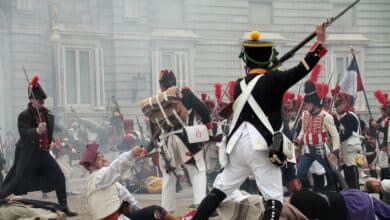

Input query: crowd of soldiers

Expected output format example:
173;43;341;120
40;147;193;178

0;21;390;220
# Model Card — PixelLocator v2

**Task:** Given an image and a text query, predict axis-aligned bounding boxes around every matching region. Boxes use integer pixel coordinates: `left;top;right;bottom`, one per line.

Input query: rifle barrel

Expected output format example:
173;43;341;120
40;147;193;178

269;0;360;70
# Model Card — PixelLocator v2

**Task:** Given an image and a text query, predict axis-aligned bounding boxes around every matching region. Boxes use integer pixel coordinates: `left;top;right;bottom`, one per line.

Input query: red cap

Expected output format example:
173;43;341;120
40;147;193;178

79;142;99;169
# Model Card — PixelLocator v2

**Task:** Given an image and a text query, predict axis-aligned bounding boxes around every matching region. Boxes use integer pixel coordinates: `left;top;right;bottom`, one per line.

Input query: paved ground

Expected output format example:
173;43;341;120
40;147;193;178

1;152;195;219
24;177;193;220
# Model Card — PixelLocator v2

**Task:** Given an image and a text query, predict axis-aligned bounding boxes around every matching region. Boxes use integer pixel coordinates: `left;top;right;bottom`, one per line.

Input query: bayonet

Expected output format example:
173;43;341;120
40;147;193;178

269;0;360;70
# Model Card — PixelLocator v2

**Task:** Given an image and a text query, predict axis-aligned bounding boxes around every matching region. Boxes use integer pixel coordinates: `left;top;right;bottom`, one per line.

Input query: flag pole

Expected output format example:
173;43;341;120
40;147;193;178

350;47;372;118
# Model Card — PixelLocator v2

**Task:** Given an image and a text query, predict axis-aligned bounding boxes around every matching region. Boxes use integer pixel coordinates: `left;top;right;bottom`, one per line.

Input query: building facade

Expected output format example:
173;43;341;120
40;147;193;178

0;0;389;134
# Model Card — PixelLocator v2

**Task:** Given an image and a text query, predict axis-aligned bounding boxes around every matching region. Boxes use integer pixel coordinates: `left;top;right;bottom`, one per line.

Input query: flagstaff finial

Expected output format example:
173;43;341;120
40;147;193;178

350;46;356;56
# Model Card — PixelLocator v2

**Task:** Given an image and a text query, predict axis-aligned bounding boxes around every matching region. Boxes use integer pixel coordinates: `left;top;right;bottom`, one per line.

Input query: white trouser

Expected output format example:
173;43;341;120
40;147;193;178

213;129;283;203
341;144;360;166
160;150;207;212
379;149;390;168
309;161;326;175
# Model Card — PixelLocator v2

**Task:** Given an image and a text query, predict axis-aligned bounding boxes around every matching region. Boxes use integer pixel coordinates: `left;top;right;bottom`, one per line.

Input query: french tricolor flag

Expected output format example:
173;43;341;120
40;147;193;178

340;56;365;97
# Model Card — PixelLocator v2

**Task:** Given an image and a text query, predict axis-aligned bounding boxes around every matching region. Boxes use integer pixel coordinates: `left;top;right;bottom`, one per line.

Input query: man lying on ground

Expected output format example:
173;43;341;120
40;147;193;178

365;177;390;204
0;197;66;220
290;188;390;220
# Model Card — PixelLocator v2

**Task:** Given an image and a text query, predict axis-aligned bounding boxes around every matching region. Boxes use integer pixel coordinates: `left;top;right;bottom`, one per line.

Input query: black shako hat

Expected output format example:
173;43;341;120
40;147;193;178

303;81;322;107
159;69;176;89
239;31;279;69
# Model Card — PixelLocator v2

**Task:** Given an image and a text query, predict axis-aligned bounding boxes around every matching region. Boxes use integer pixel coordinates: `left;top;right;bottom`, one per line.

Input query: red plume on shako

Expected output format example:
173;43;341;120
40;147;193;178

331;84;341;97
201;92;208;102
214;82;223;104
316;83;329;100
374;90;390;111
227;80;236;102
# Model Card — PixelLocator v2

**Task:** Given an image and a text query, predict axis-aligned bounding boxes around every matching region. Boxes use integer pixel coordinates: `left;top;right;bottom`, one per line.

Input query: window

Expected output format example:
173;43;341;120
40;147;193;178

335;55;351;80
124;0;138;18
159;50;189;89
16;0;32;11
58;46;105;109
65;49;92;105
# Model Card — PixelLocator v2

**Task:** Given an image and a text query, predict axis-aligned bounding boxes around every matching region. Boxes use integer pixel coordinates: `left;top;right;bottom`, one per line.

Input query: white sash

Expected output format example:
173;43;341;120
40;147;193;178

228;75;294;160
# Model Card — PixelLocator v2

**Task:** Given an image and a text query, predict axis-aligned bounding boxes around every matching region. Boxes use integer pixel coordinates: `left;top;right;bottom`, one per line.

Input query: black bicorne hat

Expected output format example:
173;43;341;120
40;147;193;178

159;69;176;89
28;75;47;100
239;31;279;69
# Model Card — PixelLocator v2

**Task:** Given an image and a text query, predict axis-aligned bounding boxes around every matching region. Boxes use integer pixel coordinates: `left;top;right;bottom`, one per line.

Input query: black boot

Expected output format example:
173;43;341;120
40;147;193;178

56;186;78;217
312;174;325;192
263;199;282;220
192;188;226;220
344;166;359;189
370;169;378;178
380;168;390;180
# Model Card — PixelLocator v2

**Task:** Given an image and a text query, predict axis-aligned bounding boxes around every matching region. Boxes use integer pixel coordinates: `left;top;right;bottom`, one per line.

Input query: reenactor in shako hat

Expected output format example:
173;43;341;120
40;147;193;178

371;90;390;180
333;90;362;189
296;78;341;192
143;69;213;212
193;23;328;220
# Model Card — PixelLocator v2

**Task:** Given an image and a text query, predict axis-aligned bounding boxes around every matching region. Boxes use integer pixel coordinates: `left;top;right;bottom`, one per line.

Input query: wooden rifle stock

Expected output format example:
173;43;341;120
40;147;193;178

218;102;233;119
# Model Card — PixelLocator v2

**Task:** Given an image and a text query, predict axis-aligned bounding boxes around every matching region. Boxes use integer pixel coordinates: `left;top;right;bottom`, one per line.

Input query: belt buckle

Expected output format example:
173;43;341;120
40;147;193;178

315;145;325;157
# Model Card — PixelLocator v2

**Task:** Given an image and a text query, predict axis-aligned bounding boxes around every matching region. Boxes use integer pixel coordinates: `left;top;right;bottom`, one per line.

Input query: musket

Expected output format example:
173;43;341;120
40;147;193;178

327;72;335;86
111;96;121;114
212;83;229;118
218;0;360;120
291;83;304;139
269;0;360;70
329;73;342;113
136;116;147;147
23;66;41;122
291;99;304;140
159;143;179;178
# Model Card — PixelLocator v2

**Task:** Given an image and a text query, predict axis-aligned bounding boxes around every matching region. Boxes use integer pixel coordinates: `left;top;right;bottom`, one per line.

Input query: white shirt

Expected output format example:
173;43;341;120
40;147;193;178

93;151;140;208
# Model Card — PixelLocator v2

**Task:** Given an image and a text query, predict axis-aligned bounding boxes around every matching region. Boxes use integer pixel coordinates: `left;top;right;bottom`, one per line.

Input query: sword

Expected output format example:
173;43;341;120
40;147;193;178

23;66;41;122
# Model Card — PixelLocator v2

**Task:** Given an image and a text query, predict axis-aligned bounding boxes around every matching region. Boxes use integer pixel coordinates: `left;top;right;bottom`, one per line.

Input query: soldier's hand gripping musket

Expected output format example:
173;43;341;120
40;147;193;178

218;0;360;120
269;0;360;70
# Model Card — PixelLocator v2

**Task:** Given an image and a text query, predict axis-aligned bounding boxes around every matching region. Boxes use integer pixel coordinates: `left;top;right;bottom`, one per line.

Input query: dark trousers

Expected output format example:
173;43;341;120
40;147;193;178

128;205;166;220
0;170;3;185
298;145;335;189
